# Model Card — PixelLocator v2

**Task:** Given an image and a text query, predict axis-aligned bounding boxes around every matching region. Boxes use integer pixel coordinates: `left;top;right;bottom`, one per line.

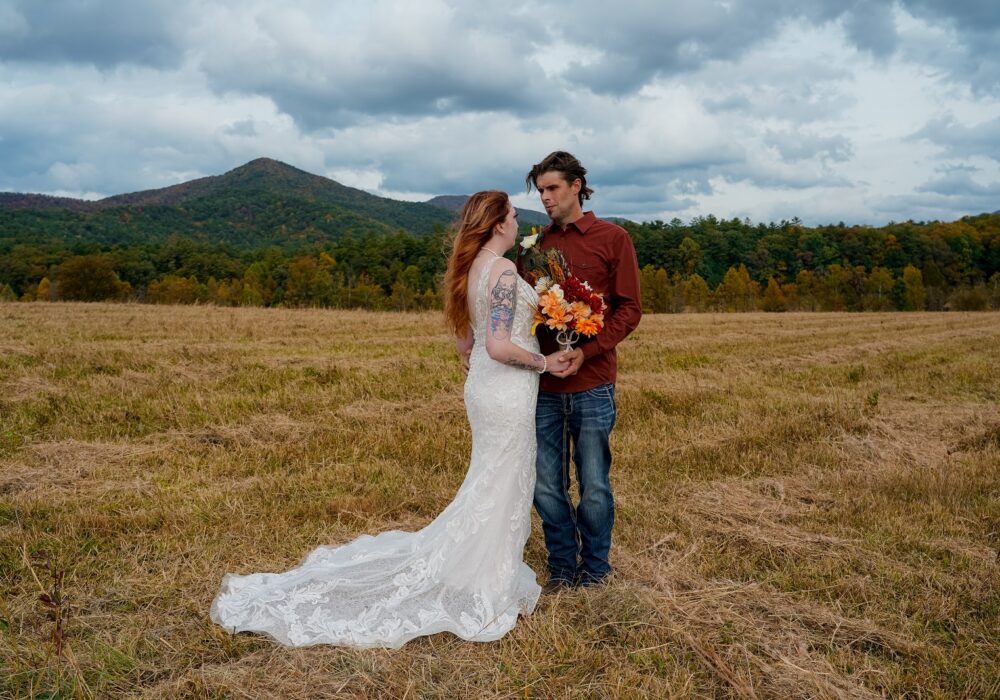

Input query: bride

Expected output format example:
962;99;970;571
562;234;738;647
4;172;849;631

211;190;568;648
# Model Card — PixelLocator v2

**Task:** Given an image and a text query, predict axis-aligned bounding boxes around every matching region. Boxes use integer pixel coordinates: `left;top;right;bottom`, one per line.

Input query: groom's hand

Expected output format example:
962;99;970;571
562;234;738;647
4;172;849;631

550;348;584;378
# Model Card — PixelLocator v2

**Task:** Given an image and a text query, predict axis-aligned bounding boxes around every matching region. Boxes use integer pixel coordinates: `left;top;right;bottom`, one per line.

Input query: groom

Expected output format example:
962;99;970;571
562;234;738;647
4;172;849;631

518;151;642;589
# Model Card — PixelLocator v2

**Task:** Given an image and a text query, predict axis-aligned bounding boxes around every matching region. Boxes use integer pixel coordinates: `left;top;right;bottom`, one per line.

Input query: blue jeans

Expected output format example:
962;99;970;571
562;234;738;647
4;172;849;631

534;384;617;584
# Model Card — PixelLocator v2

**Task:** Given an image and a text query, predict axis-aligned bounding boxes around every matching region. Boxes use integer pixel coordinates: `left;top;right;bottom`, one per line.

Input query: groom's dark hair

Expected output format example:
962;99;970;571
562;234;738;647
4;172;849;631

526;151;594;207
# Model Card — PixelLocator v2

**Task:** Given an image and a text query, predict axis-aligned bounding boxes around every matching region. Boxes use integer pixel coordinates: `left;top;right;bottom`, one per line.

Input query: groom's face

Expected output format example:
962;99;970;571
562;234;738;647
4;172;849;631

536;171;581;225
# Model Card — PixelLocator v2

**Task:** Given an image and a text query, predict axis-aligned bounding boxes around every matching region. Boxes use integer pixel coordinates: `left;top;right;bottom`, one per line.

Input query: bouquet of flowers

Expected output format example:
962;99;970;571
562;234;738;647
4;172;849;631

520;235;607;351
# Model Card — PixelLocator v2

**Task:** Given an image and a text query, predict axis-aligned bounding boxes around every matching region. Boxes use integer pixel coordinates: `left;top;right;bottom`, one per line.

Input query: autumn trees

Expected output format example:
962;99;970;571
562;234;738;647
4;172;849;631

625;213;998;312
2;212;999;312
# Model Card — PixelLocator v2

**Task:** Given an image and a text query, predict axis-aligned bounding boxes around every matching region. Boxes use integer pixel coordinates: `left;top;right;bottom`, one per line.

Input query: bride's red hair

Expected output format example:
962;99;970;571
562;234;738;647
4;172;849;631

443;190;510;337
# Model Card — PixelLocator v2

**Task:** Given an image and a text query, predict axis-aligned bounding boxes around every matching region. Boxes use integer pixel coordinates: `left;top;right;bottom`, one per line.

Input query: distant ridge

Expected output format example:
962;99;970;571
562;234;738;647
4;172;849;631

0;192;99;213
2;158;454;230
424;195;469;211
0;158;459;248
0;158;454;241
426;195;550;227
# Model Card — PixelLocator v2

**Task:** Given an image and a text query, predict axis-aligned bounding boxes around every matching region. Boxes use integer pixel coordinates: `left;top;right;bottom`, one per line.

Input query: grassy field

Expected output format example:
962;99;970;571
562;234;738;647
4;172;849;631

1;303;998;699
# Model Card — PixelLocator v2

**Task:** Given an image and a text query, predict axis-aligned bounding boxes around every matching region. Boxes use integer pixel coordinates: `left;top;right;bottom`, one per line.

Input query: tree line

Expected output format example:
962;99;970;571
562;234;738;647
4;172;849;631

2;213;999;312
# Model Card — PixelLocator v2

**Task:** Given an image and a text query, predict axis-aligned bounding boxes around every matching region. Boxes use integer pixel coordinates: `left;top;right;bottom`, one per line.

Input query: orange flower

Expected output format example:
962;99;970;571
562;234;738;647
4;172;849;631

538;291;564;316
544;304;572;331
569;301;591;320
575;316;603;337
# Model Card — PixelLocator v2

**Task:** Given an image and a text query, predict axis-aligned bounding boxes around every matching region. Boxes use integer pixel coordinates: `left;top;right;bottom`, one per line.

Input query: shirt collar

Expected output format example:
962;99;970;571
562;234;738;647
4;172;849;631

547;210;596;235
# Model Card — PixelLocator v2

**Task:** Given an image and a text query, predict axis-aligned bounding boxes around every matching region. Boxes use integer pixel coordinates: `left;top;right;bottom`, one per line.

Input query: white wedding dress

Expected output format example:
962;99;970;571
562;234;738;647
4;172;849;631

211;257;541;647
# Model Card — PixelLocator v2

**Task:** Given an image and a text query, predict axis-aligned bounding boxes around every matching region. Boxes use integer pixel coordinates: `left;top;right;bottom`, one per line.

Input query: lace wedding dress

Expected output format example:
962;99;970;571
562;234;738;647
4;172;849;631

211;257;541;647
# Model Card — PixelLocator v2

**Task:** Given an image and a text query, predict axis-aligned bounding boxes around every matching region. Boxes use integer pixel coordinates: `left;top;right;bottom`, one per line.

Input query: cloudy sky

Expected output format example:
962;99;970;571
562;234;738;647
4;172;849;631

1;0;998;225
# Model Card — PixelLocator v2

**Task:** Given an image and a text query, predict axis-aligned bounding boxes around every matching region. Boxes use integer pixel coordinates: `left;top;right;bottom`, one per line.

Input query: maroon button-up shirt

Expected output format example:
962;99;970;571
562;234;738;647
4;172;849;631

517;211;642;393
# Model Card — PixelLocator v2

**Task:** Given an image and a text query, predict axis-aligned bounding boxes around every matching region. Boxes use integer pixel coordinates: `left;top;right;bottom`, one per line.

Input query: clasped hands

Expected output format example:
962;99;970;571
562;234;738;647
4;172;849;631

545;347;584;378
459;347;584;377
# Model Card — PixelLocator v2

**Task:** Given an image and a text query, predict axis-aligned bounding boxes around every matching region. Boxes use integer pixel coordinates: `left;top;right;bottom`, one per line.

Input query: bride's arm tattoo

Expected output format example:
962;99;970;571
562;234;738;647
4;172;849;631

489;270;541;371
506;352;544;371
489;271;517;340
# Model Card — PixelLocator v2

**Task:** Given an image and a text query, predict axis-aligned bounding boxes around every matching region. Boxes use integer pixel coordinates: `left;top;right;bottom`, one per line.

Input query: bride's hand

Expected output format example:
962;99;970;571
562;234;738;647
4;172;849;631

544;351;571;374
547;348;584;378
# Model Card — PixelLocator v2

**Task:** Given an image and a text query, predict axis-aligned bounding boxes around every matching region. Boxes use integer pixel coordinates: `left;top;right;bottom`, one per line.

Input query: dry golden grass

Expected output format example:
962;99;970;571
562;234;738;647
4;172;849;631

2;302;998;699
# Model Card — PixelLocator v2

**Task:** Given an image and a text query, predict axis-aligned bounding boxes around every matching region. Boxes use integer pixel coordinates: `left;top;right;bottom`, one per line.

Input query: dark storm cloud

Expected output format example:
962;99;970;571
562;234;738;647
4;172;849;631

763;130;853;163
875;161;1000;219
910;115;1000;160
842;1;898;57
211;66;548;131
594;140;844;197
598;180;703;217
902;0;1000;31
195;2;552;131
376;154;525;197
0;0;184;68
547;0;996;99
2;0;991;131
898;0;1000;94
543;0;916;96
724;162;852;190
703;94;753;113
916;169;1000;197
594;156;739;191
552;0;838;95
875;185;1000;219
0;124;50;178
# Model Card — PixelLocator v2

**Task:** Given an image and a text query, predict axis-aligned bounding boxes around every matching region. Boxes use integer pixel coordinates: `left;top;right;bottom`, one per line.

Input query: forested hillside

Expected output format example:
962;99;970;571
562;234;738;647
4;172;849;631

1;160;998;311
0;158;453;249
626;214;1000;311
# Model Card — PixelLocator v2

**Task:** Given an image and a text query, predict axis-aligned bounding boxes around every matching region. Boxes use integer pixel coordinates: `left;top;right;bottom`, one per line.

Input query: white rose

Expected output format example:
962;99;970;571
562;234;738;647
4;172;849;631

520;233;539;250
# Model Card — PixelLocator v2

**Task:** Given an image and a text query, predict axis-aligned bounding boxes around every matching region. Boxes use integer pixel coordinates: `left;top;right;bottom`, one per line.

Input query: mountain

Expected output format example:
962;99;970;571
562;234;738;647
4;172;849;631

3;158;456;231
0;192;100;212
426;195;550;227
0;158;456;249
101;158;455;232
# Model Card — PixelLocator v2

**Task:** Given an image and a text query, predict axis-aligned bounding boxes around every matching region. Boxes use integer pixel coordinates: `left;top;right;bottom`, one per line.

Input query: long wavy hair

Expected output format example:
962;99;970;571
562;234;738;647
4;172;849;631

443;190;510;337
